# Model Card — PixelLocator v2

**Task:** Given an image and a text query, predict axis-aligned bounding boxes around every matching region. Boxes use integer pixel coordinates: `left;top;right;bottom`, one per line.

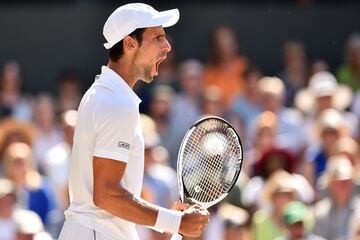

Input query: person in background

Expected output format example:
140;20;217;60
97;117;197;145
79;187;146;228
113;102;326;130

200;86;225;117
43;110;77;211
310;59;329;76
32;94;64;171
278;41;309;107
276;201;324;240
148;85;177;168
56;69;82;113
252;170;298;240
138;114;174;240
167;59;204;168
250;76;305;153
0;118;34;171
0;60;32;121
295;71;357;145
334;137;360;181
14;209;53;240
2;142;58;232
313;155;360;240
204;26;248;109
0;178;17;240
231;65;263;132
243;111;278;174
218;203;250;240
337;32;360;92
302;109;346;187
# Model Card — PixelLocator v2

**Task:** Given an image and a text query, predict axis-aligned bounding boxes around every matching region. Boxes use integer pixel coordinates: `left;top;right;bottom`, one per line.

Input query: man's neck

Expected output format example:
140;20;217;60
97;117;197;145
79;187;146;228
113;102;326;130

107;59;137;88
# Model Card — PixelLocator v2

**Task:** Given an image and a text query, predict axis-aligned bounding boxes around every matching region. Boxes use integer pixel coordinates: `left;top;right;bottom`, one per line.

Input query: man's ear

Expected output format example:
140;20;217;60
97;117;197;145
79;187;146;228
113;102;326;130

123;36;138;54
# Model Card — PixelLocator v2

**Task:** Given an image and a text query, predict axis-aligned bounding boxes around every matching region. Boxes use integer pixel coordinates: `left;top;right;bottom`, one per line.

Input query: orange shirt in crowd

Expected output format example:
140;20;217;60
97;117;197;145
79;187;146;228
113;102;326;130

204;56;248;108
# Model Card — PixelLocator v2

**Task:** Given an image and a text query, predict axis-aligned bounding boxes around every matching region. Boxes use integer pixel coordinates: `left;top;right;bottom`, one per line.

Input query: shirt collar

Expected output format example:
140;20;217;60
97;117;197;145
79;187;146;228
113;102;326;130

98;66;141;105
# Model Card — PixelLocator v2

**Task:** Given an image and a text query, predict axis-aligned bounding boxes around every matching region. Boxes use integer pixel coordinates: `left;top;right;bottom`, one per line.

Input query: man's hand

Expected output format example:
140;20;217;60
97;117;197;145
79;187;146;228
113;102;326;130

178;205;210;237
171;202;189;211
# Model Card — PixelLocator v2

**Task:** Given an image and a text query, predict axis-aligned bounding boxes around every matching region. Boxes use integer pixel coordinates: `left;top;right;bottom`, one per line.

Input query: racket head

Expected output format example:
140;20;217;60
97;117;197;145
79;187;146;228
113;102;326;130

177;116;243;208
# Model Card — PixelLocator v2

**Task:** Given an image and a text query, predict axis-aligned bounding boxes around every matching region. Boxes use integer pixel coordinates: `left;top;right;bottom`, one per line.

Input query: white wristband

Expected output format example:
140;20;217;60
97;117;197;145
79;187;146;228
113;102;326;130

154;207;183;234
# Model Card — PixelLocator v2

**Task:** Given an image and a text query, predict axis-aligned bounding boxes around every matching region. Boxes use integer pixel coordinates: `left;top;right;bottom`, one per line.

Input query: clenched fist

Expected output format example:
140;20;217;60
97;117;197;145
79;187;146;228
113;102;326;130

178;205;210;237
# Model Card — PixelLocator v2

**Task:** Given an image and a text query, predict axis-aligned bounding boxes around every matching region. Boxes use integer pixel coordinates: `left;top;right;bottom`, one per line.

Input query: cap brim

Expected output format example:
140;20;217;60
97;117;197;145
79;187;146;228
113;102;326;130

143;8;180;28
104;42;112;49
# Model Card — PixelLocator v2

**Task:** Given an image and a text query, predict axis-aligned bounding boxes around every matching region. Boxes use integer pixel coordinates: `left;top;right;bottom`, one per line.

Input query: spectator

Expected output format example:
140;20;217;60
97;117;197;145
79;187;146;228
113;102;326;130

32;94;64;170
167;59;204;167
243;150;313;213
302;109;347;186
43;110;77;210
252;170;298;240
204;26;248;109
295;71;357;143
231;65;263;131
276;201;324;240
170;59;204;133
218;203;250;240
14;209;53;240
56;70;82;113
140;114;172;208
138;114;173;240
0;61;32;121
313;155;360;240
148;85;176;167
278;41;309;107
0;178;17;240
2;142;58;231
310;59;329;76
249;76;305;153
0;118;34;169
337;33;360;92
201;85;225;117
243;111;278;175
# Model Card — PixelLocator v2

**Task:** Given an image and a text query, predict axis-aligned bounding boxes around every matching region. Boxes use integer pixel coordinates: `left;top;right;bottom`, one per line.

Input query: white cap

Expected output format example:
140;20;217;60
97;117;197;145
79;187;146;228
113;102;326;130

103;3;180;49
308;71;338;97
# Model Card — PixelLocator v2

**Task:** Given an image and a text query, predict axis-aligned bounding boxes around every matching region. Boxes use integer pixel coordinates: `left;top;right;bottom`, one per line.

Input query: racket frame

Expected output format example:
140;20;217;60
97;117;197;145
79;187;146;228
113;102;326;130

176;116;243;209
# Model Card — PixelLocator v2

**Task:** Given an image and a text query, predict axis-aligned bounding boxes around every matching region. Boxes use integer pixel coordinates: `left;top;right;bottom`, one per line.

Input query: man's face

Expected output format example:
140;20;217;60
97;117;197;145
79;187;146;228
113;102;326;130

134;26;171;83
287;222;305;239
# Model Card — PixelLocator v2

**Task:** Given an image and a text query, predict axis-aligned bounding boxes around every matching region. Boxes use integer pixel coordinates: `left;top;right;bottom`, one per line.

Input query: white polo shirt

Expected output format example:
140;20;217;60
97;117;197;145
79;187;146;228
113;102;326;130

65;66;144;240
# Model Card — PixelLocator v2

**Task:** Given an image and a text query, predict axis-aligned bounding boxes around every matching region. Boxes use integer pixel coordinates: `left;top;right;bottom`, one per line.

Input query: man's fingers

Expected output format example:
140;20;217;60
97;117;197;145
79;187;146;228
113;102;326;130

171;202;190;211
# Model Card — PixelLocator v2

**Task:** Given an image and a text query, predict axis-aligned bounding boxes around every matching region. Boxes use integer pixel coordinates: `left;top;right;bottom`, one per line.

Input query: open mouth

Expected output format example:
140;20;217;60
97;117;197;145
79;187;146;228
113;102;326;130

154;56;166;76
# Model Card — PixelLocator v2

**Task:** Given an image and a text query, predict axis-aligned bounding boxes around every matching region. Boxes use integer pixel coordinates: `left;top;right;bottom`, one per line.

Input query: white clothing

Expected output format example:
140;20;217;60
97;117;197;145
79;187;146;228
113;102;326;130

44;142;71;187
0;219;16;240
63;66;144;240
59;218;113;240
33;128;64;168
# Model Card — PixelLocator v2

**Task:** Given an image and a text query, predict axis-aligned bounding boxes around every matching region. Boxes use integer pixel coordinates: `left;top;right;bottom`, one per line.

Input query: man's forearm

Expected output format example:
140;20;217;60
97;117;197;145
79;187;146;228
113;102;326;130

94;185;158;226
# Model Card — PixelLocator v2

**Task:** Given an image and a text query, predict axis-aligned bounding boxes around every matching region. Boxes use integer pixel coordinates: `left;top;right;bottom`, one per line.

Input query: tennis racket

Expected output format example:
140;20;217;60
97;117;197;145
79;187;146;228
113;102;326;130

171;116;243;240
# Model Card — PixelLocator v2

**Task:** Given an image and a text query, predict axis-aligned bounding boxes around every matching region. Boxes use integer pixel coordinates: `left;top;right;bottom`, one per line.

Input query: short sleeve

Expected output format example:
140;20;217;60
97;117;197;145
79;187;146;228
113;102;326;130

93;97;138;163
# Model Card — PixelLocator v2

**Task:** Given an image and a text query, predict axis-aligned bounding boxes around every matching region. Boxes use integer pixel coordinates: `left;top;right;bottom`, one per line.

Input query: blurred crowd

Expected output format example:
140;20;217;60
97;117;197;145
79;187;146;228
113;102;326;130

1;26;360;240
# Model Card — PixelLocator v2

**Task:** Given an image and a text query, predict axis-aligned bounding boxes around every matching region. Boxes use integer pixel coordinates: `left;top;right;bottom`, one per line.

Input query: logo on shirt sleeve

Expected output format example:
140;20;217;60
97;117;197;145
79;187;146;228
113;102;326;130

118;141;130;150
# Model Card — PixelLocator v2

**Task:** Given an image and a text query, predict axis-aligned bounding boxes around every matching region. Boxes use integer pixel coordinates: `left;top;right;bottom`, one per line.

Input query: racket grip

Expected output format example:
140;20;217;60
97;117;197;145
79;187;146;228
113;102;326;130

170;233;183;240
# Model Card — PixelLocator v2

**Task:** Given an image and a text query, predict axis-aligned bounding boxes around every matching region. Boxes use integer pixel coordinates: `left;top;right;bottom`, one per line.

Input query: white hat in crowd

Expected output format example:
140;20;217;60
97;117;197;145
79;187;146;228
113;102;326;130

295;71;353;114
103;3;180;49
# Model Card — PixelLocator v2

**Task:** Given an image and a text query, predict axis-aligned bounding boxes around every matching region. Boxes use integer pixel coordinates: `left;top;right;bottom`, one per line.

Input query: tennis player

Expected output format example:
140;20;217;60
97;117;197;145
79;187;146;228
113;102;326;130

58;3;209;240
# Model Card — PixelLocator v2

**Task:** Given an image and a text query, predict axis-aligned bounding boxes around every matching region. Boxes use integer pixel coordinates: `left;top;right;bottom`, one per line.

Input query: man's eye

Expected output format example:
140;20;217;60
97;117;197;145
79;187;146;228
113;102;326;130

156;36;164;41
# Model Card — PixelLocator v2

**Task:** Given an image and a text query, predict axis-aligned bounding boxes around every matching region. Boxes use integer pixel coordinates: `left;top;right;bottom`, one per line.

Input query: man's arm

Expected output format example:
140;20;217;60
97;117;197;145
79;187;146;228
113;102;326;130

93;156;209;237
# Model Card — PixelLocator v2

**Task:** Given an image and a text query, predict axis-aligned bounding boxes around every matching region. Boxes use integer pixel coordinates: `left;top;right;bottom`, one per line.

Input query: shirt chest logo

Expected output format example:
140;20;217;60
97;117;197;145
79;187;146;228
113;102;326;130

118;141;130;150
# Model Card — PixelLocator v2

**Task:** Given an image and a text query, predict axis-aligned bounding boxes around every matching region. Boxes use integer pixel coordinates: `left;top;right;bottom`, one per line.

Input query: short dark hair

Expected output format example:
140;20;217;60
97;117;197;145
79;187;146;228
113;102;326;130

109;28;146;62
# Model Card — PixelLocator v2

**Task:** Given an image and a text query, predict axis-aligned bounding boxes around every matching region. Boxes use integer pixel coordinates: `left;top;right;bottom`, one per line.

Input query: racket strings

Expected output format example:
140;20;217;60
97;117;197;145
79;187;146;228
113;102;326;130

182;119;241;203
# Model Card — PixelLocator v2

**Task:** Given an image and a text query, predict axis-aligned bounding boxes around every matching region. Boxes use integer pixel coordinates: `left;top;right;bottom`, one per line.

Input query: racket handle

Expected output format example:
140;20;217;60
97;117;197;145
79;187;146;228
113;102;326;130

170;233;183;240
